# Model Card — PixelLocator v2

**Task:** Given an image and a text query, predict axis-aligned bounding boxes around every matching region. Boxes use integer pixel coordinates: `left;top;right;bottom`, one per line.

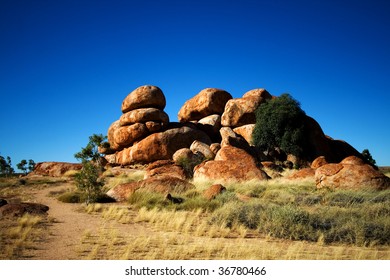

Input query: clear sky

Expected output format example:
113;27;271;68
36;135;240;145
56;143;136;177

1;0;389;168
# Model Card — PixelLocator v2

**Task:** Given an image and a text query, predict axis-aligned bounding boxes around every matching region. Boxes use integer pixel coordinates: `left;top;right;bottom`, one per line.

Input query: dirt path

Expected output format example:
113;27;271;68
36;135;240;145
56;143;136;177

31;184;103;259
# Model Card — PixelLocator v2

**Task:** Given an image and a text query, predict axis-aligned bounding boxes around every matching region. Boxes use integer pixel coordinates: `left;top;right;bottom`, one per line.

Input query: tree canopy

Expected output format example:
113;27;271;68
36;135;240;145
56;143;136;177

252;94;307;157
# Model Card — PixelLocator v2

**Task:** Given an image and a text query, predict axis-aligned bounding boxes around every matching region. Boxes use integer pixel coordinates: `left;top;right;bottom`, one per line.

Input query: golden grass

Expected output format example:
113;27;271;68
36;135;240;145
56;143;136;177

0;214;46;259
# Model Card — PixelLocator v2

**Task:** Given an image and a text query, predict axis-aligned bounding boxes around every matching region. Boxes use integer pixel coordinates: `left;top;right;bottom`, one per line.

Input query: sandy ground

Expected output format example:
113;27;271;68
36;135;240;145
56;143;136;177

29;183;149;259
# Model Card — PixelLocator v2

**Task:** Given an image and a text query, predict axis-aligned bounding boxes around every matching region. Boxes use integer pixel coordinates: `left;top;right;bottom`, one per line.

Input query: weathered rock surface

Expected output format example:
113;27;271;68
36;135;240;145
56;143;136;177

121;85;166;113
144;160;187;180
113;123;148;148
140;176;195;194
194;145;269;182
196;114;222;142
106;182;140;202
288;168;316;180
221;88;272;127
190;140;215;160
31;162;82;177
119;108;169;126
315;156;390;190
233;124;256;145
203;184;226;200
178;88;232;122
311;156;328;169
0;202;49;217
114;124;211;165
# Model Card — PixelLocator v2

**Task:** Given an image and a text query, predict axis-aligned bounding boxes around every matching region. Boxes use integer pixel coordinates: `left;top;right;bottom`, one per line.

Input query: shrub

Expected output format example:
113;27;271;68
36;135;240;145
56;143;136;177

252;94;307;157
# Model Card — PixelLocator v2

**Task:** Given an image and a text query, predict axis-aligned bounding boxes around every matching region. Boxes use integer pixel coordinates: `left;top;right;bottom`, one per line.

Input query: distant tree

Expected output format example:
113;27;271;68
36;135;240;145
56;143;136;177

361;149;377;167
252;94;307;157
6;156;14;176
17;159;28;175
74;134;107;204
28;159;36;173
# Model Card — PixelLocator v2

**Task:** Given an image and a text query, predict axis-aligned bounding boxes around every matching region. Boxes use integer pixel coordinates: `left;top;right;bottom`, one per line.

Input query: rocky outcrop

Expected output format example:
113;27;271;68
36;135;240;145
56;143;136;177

144;160;187;180
106;182;140;202
113;124;211;165
120;108;169;126
106;176;194;202
233;124;255;145
315;156;390;190
178;88;232;122
190;140;215;160
31;162;82;177
121;85;166;113
194;145;269;182
311;156;328;169
221;88;272;127
107;85;170;153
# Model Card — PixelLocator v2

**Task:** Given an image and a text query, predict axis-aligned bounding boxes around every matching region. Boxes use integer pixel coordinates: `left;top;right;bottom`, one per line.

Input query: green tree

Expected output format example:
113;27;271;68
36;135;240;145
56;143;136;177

75;134;107;167
1;155;15;176
17;159;28;175
28;159;36;173
361;149;377;167
74;161;103;204
252;94;307;157
74;134;107;204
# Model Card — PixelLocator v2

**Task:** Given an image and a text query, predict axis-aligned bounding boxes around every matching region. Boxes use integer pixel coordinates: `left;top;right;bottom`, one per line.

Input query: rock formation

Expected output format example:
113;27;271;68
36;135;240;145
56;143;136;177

221;88;272;127
31;162;82;177
177;88;232;122
315;156;390;190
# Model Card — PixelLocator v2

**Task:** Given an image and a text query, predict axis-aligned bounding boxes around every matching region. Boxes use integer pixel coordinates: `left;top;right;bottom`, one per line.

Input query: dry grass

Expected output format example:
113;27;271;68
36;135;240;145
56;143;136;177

0;214;47;259
75;206;390;260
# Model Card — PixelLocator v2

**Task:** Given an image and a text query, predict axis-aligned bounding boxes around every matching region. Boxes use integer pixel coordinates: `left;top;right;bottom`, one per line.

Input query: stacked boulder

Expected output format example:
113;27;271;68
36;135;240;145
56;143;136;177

107;85;169;152
178;88;232;142
105;86;211;166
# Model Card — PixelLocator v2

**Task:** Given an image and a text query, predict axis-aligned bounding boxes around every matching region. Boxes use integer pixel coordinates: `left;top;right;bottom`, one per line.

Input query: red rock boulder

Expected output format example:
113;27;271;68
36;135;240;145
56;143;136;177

178;88;232;122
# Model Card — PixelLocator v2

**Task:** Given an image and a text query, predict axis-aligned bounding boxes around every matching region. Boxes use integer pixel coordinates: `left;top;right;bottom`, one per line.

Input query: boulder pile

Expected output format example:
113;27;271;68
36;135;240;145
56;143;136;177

100;84;389;190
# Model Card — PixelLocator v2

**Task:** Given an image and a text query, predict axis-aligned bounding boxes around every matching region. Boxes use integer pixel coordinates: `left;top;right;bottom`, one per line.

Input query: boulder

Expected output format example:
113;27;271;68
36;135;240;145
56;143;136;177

145;121;163;133
121;85;166;113
194;145;269;182
311;156;328;169
144;160;187;180
203;184;226;200
196;114;222;142
233;124;256;145
210;143;221;155
287;168;316;180
113;123;148;148
140;176;195;194
172;148;195;164
107;120;122;150
115;124;212;165
31;162;82;177
0;202;49;217
106;182;140;202
119;108;169;126
178;88;232;122
221;88;272;127
315;156;390;190
190;140;215;160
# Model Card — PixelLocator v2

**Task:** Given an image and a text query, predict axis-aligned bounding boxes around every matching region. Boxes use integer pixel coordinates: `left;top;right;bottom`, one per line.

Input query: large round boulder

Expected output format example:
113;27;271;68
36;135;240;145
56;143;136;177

194;145;269;182
113;123;148;148
115;124;212;165
178;88;232;122
221;88;272;127
315;156;390;190
121;85;166;113
119;108;169;126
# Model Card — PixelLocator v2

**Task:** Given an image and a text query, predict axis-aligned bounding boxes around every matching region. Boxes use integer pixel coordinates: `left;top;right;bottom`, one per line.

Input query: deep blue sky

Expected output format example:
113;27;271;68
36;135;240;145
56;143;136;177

1;0;389;168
